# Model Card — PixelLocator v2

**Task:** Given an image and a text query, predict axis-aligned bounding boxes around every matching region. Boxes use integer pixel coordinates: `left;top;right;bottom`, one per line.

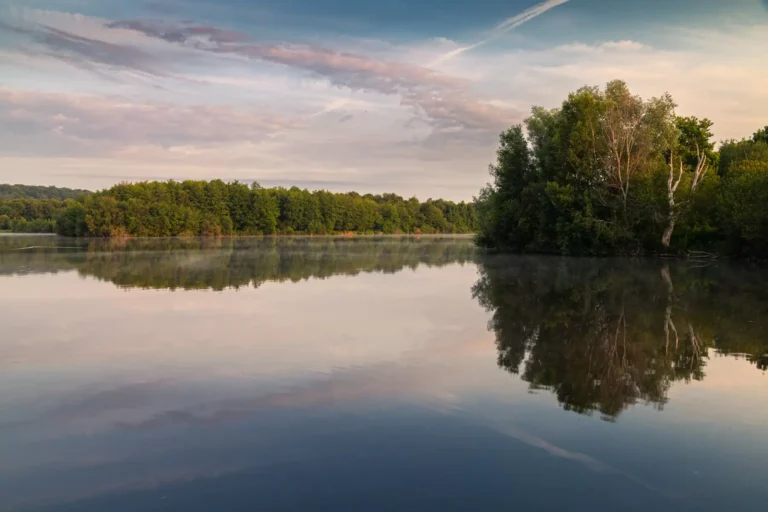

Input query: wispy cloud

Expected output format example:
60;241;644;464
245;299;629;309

1;2;766;199
0;18;164;76
2;10;517;133
429;0;570;66
107;20;518;132
0;88;301;154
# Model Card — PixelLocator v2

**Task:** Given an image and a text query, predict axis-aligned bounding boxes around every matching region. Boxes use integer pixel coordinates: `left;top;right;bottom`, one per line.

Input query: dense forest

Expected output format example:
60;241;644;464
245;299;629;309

0;181;477;236
476;80;768;257
0;184;90;201
0;185;91;234
0;198;68;233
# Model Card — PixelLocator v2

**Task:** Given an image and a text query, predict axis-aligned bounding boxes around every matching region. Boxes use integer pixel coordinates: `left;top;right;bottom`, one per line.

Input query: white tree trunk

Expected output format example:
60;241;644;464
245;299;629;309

662;148;708;250
663;158;683;250
662;216;676;249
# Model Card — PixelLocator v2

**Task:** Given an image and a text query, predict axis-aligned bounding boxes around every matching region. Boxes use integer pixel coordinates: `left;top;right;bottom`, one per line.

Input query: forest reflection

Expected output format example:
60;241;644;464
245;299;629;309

0;236;477;290
472;256;768;421
3;235;766;422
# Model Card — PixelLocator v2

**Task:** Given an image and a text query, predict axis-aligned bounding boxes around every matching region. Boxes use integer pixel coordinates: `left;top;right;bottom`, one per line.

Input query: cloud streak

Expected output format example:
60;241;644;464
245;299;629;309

1;12;516;133
2;2;766;199
106;20;517;131
0;88;301;155
430;0;570;65
0;16;165;76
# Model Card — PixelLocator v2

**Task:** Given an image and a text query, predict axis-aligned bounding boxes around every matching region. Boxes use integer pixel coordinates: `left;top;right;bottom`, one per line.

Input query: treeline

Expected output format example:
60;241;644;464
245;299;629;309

0;184;90;200
1;181;477;236
0;198;68;233
476;80;768;257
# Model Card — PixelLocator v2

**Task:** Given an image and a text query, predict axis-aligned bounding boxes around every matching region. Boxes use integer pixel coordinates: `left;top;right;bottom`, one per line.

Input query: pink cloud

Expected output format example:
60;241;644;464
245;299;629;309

108;20;517;131
0;88;301;154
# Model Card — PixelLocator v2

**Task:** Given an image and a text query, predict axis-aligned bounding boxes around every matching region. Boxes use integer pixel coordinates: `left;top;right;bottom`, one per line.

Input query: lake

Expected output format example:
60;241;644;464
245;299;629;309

1;235;766;511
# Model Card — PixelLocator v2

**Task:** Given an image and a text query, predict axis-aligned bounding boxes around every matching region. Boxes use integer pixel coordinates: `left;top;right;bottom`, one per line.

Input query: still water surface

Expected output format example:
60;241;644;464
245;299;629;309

1;235;766;511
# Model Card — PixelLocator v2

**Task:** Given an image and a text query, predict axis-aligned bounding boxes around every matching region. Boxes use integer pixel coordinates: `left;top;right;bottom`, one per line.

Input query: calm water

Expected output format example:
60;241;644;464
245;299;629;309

1;235;767;511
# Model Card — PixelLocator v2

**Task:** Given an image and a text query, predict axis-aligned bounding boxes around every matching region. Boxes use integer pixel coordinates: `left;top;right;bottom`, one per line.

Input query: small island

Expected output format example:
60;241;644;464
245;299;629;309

475;81;768;258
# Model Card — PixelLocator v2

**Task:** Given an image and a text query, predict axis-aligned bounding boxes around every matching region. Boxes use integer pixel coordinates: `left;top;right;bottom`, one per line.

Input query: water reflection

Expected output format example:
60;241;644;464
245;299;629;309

0;235;477;290
472;256;768;420
1;236;767;511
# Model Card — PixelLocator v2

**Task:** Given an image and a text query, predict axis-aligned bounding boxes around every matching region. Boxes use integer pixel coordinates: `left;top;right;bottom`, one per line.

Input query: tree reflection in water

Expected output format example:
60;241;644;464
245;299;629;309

2;236;765;421
472;256;768;421
0;236;477;290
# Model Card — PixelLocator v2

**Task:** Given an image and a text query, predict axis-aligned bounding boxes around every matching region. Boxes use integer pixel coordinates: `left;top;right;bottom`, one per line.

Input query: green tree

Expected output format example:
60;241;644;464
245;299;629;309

661;116;716;249
84;196;124;237
4;180;477;237
475;80;768;258
56;201;88;236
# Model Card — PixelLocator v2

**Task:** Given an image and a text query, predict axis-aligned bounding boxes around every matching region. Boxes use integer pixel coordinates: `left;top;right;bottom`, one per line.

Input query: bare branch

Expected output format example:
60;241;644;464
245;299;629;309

673;160;683;193
691;153;708;192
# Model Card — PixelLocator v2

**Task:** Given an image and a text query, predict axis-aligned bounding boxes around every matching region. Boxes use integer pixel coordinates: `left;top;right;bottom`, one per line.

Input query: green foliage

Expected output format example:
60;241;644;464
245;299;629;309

0;184;90;200
752;126;768;144
717;160;768;255
718;138;768;177
20;180;478;237
0;197;68;233
676;116;716;168
56;200;88;237
476;81;768;257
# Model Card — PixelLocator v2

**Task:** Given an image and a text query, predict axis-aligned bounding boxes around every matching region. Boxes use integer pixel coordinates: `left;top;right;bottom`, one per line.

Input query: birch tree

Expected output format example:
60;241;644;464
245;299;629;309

662;117;715;250
601;81;675;215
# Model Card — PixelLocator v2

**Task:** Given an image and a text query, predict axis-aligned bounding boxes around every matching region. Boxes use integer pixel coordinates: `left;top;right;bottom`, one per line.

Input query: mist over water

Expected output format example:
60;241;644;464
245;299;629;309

1;235;766;511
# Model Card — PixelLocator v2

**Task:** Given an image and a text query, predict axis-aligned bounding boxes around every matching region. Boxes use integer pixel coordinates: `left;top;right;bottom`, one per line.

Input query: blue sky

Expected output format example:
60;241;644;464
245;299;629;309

1;0;767;199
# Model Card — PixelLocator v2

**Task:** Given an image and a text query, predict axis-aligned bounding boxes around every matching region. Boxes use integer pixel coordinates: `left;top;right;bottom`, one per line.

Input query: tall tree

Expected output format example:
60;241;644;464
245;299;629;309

662;117;715;249
601;81;674;215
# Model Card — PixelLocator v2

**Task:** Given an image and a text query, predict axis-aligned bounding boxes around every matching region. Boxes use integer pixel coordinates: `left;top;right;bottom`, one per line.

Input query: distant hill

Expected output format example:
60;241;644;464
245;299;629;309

0;184;91;200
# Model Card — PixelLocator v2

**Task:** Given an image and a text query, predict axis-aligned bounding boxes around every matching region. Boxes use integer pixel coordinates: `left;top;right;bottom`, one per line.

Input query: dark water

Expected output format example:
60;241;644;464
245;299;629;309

1;235;766;511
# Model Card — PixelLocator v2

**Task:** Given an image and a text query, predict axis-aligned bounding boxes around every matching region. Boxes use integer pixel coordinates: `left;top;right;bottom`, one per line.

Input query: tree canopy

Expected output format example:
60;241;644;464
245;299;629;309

0;198;68;233
0;184;90;200
476;80;768;257
0;181;477;237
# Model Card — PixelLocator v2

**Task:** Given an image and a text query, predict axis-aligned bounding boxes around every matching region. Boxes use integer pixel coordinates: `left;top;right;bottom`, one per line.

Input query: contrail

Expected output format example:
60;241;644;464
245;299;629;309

429;0;569;66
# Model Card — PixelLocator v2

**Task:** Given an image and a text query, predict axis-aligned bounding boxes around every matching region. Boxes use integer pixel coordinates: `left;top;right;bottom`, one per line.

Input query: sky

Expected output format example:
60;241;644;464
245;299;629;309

1;0;767;200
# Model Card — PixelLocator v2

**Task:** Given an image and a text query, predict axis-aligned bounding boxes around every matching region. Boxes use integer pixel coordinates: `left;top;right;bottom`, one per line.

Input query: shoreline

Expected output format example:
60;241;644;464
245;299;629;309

0;232;476;240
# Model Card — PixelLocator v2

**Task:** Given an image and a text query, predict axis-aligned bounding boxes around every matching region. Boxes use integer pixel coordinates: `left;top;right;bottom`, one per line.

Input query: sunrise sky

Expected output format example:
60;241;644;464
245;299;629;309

2;0;767;199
